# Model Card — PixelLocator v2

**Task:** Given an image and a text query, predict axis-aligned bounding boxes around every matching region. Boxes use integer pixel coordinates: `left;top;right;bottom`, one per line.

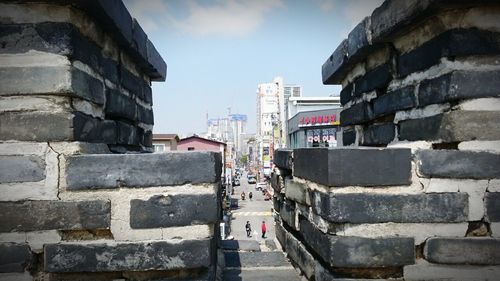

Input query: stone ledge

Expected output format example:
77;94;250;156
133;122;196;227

300;218;415;268
284;231;315;279
130;193;218;229
311;192;468;223
0;243;33;273
0;200;110;232
293;148;411;187
424;238;500;265
44;239;211;272
399;111;500;142
416;150;500;179
274;149;293;171
64;152;222;189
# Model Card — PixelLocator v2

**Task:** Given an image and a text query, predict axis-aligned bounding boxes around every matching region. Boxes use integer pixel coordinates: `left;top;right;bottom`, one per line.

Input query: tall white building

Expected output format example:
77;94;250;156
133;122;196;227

229;114;247;156
283;85;302;146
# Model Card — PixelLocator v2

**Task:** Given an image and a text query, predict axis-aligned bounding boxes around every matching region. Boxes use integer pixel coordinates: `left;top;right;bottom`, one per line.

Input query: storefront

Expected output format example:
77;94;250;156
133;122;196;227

287;108;342;149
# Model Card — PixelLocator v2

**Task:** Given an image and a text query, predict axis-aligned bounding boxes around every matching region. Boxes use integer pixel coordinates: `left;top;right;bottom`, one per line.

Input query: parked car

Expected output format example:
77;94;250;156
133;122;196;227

247;175;256;184
256;182;267;191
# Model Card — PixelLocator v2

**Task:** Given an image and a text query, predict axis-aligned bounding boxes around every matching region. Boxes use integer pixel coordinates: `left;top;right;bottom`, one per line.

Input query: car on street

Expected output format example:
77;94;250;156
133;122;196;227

255;182;267;191
247;174;256;184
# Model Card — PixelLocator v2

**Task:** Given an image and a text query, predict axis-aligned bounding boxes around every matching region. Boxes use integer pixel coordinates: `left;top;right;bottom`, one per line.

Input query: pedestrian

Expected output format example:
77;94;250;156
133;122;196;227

249;191;253;200
261;221;266;238
245;221;252;237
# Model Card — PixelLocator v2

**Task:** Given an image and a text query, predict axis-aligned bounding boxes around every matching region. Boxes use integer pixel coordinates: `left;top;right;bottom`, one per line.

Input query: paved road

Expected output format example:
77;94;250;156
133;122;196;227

222;172;301;281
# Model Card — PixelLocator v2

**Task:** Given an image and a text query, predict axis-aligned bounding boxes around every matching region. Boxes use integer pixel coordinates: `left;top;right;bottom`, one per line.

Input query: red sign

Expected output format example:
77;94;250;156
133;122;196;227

299;114;338;127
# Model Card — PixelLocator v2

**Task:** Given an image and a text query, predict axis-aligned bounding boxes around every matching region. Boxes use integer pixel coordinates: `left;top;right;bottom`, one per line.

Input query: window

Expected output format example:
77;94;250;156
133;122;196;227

188;147;195;151
153;144;165;153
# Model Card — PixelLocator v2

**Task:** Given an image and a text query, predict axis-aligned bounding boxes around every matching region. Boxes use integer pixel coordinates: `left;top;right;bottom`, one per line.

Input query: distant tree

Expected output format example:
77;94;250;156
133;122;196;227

240;155;248;165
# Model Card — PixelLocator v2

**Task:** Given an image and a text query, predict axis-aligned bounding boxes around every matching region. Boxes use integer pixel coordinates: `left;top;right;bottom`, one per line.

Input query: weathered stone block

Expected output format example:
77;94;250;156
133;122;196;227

0;111;73;141
130;193;218;228
0;200;110;232
485;192;500;222
362;123;395;145
373;86;416;117
116;121;140;146
398;29;500;77
416;150;500;179
342;129;356;146
270;172;282;193
224;251;290;268
424;238;500;265
285;232;315;279
340;83;354;105
418;70;500;107
322;39;348;84
105;89;137;121
353;63;392;97
132;19;148;59
146;39;167;81
220;240;260;252
137;105;154;125
347;17;370;60
311;192;468;223
284;178;307;205
300;219;415;267
399;111;500;142
73;113;117;144
65;152;222;189
0;155;45;183
120;66;143;96
273;149;293;171
340;101;373;126
280;200;296;230
275;222;287;248
293;147;411;187
0;243;33;273
44;239;211;272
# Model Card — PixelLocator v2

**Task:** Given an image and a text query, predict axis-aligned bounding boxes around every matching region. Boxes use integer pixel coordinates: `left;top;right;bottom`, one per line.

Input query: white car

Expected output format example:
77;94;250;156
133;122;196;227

256;182;267;191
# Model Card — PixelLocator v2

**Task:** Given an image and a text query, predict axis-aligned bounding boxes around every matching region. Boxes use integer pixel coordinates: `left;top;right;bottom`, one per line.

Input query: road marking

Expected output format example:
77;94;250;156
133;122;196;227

232;211;272;217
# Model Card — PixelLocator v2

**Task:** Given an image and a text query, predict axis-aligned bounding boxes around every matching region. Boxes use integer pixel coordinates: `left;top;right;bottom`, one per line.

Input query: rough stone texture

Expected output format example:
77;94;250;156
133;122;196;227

418;70;500;107
44;239;211;272
0;243;33;273
485;192;500;222
0;155;45;183
275;222;287;248
340;83;354;105
416;150;500;179
0;111;73;141
373;86;416;117
353;63;392;97
424;238;500;265
223;268;301;281
399;111;500;142
65;152;222;189
398;29;500;77
300;219;415;267
105;89;137;121
404;260;500;281
362;123;395;145
130;193;218;228
311;192;468;223
284;179;307;205
293;148;411;187
0;200;110;232
270;172;282;193
342;129;356;146
322;39;348;84
224;252;290;268
280;200;296;230
220;240;260;252
340;101;373;126
274;149;293;171
285;231;315;279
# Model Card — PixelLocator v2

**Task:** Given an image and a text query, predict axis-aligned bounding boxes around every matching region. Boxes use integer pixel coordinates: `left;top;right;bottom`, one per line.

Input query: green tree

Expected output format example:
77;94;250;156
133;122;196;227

240;155;248;165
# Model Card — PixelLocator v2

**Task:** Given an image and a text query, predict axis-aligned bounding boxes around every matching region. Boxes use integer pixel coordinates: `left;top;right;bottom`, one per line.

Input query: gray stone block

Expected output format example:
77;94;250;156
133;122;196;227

224;251;289;268
418;70;500;107
285;231;315;279
0;155;45;183
322;39;348;85
223;268;301;281
116;121;140;146
424;238;500;265
0;111;73;142
105;88;137;121
362;123;396;146
284;178;307;205
65;152;222;189
373;85;416;117
146;39;167;81
280;200;296;230
130;193;218;228
311;192;468;223
485;192;500;222
300;218;415;267
275;222;287;248
340;101;373;126
399;111;500;142
44;239;211;272
270;172;282;193
416;150;500;179
293;148;411;187
347;17;370;60
73;113;117;144
0;243;33;273
274;149;293;171
342;129;356;146
353;63;392;97
0;200;110;232
137;105;154;125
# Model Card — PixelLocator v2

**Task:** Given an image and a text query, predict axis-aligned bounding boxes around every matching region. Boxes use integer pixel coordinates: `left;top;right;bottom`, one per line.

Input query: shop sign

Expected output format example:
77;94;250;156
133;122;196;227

299;114;339;127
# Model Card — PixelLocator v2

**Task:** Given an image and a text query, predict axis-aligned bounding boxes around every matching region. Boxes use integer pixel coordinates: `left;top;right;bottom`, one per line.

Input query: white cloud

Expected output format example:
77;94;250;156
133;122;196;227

343;0;384;29
124;0;283;36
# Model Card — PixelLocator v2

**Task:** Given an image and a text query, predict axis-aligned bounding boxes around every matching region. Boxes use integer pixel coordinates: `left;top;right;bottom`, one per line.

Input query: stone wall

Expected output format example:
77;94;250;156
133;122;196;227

273;0;500;280
0;1;222;280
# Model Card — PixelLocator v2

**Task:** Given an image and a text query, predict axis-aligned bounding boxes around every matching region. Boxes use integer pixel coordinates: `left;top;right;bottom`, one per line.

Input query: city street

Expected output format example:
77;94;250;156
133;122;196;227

229;172;275;242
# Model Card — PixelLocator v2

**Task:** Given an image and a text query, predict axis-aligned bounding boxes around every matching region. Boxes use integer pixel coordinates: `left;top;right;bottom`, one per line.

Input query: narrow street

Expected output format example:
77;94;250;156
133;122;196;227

221;172;301;281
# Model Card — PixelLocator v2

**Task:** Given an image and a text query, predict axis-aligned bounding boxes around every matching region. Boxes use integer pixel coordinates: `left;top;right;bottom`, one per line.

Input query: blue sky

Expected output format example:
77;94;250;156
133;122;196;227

123;0;383;135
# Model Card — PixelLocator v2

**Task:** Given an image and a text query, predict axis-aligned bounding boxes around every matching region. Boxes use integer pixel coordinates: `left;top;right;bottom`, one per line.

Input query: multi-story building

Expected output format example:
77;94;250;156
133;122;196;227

283;85;302;146
229;114;247;157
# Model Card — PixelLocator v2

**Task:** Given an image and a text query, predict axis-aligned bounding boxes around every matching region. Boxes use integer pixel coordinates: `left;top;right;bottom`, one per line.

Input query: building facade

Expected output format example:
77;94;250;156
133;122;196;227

287;108;342;149
152;134;179;152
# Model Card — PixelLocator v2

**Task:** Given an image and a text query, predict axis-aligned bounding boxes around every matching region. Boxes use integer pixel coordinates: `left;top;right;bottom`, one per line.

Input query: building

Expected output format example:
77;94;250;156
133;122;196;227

287;108;342;149
152;134;179;152
229;114;247;157
287;96;341;120
283;85;302;147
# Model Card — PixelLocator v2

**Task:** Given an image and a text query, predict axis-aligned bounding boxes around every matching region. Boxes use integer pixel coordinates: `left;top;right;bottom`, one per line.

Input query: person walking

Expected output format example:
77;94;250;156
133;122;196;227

249;191;253;201
261;221;267;238
245;221;252;237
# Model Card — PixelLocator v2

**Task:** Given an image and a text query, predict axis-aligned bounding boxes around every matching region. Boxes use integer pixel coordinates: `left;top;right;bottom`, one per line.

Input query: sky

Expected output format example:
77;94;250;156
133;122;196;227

123;0;384;136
